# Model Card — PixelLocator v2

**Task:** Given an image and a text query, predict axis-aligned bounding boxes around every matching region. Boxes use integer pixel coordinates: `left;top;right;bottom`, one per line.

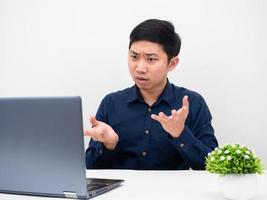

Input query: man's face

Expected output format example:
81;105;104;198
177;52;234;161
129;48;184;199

128;40;177;92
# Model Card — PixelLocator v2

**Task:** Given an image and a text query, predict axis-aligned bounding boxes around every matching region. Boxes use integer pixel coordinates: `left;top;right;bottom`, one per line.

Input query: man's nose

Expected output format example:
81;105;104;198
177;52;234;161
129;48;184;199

136;59;147;73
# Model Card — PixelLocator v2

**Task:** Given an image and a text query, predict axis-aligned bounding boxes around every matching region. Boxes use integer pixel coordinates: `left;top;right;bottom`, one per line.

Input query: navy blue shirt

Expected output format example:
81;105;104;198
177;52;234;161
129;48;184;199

85;81;218;170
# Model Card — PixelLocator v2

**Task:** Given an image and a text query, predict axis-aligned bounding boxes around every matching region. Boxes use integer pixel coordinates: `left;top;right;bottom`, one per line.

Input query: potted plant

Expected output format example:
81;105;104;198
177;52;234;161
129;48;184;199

205;144;264;200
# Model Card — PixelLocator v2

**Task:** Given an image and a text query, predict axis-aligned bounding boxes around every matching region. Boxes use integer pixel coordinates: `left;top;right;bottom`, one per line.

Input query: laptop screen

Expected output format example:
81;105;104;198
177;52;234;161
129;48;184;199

0;97;88;198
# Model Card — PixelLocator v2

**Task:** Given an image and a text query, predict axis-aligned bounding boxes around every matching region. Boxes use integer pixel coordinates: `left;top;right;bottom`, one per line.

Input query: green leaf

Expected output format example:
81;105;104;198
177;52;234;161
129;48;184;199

205;144;264;175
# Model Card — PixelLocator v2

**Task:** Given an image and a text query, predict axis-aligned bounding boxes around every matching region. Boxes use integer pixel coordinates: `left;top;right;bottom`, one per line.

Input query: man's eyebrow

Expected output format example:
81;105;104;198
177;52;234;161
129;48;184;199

146;53;158;57
129;50;138;55
129;50;158;57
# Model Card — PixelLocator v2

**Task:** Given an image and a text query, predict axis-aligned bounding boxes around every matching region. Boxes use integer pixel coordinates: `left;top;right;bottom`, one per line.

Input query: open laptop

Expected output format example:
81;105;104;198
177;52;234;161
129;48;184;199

0;96;124;199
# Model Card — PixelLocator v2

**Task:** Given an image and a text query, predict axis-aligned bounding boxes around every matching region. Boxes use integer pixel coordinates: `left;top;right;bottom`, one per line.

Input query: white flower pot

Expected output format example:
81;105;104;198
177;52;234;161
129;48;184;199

218;174;257;200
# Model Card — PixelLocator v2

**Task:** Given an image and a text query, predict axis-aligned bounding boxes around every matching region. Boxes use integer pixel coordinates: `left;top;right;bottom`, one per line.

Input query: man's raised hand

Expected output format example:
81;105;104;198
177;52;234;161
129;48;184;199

151;95;189;138
84;116;119;150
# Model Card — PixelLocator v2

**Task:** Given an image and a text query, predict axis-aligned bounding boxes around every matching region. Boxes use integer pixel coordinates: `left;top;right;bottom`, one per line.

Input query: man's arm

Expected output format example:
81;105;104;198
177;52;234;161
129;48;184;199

152;95;218;169
84;97;119;169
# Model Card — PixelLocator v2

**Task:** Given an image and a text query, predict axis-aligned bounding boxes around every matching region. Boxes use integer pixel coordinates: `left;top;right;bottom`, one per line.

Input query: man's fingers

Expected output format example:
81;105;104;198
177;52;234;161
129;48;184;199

84;129;98;141
151;112;169;123
84;129;91;136
171;109;178;119
159;112;167;118
84;126;106;142
183;95;189;109
151;97;189;127
151;114;166;123
90;116;99;127
159;112;169;122
84;128;97;137
151;114;161;122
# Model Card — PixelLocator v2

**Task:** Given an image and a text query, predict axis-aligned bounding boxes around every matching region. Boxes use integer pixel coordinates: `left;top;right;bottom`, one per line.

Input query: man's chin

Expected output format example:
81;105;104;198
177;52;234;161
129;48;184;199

135;84;151;91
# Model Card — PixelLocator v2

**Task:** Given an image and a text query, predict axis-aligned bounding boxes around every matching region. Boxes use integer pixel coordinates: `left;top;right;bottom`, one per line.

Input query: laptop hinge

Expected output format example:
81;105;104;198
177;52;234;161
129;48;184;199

63;191;78;199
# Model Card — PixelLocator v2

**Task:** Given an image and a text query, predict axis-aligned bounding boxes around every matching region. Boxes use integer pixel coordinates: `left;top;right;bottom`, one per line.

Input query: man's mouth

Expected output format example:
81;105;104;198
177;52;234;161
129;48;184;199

136;76;148;81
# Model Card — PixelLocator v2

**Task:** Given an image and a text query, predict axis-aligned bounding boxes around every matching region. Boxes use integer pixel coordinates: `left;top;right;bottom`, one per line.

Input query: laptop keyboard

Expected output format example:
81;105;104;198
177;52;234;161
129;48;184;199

87;183;108;191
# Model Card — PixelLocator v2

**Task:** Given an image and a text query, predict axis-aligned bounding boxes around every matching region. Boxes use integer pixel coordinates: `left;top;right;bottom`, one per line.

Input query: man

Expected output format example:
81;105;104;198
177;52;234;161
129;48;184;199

84;19;218;170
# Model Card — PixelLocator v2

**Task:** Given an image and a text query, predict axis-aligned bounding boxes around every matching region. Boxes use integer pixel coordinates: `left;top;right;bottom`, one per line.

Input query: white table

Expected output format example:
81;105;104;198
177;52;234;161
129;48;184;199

0;170;266;200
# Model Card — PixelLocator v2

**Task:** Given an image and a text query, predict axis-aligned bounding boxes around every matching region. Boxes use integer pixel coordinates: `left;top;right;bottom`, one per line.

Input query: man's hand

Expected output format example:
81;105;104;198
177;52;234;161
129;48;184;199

151;96;189;138
84;117;119;150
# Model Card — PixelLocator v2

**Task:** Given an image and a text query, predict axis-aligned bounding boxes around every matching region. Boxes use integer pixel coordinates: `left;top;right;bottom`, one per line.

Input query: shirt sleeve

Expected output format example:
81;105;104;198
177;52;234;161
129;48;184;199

171;95;218;170
85;95;117;169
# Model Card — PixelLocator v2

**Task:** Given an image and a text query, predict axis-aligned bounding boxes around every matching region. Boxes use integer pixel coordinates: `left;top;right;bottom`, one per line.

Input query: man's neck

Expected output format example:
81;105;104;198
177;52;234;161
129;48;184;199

139;79;167;107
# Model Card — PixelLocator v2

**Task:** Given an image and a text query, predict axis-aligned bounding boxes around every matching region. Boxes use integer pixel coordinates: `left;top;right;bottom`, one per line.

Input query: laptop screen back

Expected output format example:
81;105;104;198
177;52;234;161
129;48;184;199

0;97;88;198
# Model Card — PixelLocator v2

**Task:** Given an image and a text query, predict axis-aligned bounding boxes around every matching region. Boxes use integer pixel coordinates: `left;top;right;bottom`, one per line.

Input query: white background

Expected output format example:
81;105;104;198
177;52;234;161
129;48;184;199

0;0;266;167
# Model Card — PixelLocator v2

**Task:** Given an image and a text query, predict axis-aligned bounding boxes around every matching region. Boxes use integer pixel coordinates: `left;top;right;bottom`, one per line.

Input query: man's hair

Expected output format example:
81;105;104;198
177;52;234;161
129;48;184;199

129;19;181;62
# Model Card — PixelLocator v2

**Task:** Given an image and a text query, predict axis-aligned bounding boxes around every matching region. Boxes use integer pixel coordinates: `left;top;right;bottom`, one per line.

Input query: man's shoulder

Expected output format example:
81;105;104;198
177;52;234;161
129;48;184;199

171;83;204;100
170;83;210;115
102;86;134;102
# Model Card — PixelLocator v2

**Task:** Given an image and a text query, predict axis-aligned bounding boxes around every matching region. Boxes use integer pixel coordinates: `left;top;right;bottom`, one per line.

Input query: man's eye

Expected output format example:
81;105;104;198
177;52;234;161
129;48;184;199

148;58;157;62
130;55;138;60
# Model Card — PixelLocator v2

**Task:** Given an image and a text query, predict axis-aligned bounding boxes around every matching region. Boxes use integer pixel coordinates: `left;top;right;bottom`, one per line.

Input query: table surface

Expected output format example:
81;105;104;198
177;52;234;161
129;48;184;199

0;170;266;200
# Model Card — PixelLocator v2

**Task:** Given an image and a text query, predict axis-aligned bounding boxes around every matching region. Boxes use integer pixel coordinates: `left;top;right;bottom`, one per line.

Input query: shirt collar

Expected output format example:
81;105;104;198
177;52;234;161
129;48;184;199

127;79;175;107
127;85;143;103
157;79;175;106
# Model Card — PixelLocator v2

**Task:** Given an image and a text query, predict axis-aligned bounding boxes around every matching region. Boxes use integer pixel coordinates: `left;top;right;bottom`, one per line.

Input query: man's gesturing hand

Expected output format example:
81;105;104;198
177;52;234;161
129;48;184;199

84;117;119;150
151;96;189;138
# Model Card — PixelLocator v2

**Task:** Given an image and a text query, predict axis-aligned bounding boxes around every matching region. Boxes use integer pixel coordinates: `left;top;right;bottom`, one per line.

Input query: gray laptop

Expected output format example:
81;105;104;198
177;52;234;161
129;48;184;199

0;96;124;199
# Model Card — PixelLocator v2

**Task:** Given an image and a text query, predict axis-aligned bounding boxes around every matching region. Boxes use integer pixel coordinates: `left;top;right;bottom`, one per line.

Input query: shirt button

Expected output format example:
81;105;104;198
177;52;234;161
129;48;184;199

99;150;103;154
180;143;185;148
142;151;147;156
148;108;152;112
145;130;149;134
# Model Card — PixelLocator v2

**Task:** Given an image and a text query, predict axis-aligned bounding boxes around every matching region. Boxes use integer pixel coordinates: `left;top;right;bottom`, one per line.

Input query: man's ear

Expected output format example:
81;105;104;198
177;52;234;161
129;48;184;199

168;56;179;72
